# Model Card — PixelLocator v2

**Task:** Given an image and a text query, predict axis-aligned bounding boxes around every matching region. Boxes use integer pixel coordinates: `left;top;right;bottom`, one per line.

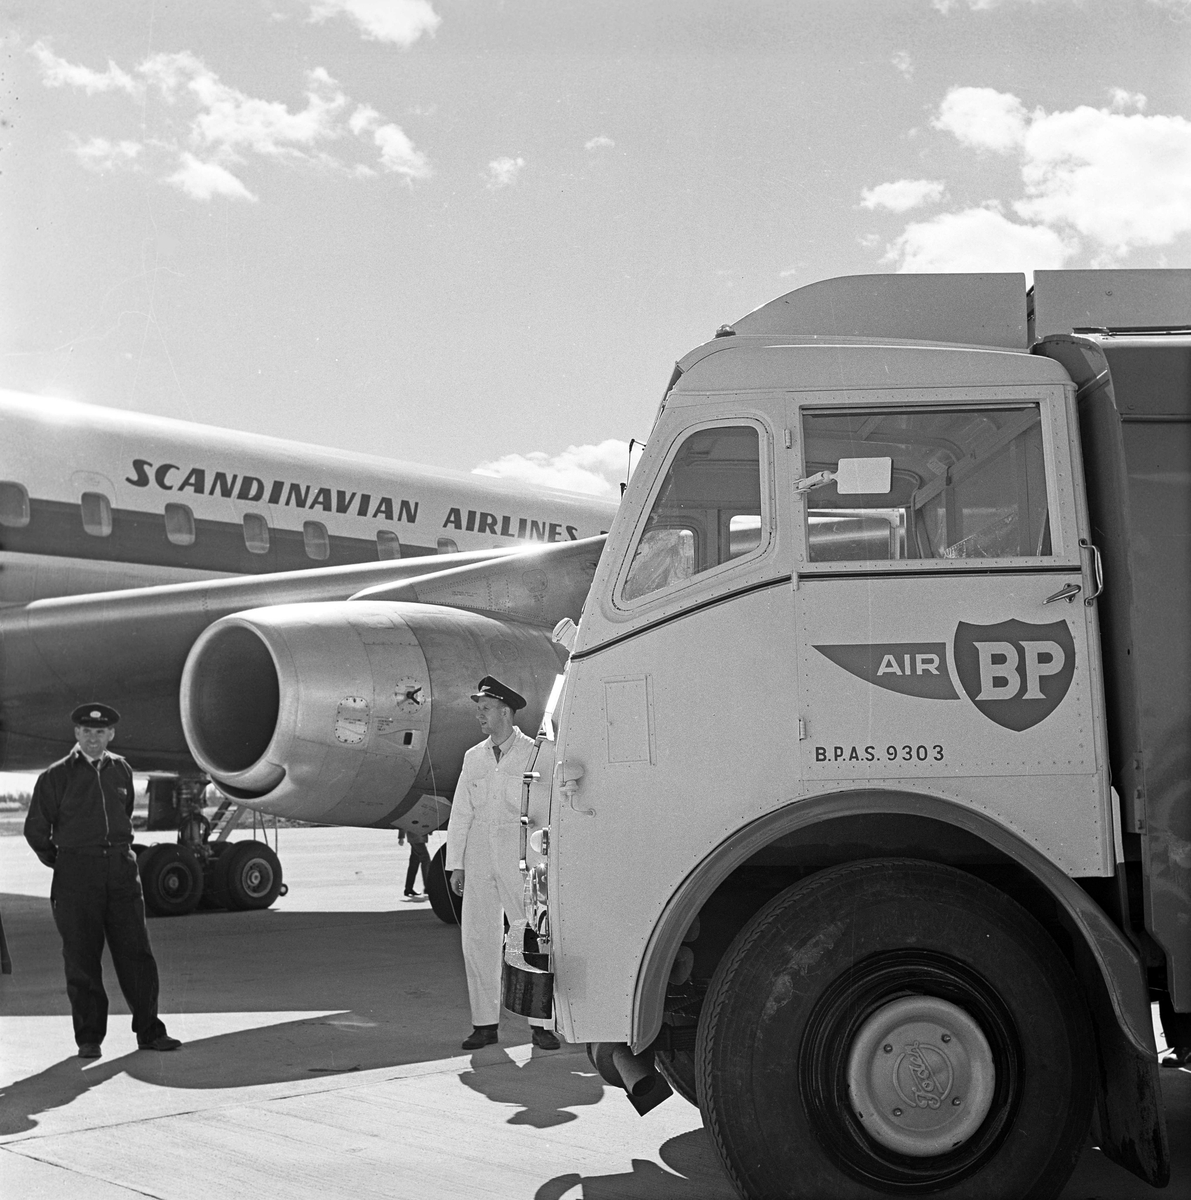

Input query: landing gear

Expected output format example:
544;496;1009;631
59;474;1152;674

427;844;463;924
135;775;286;916
696;859;1093;1200
211;839;283;910
138;844;204;917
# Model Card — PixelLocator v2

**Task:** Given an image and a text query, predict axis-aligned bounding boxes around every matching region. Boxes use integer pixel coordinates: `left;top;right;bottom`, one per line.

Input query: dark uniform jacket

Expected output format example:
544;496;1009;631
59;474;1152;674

24;749;137;867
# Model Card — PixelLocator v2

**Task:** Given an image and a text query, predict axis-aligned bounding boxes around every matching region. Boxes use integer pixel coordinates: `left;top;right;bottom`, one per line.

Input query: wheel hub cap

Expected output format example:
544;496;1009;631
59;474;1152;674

846;995;995;1157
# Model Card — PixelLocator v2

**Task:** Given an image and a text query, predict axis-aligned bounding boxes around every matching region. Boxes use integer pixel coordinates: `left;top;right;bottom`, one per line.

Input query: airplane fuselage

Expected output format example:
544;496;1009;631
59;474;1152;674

0;391;616;607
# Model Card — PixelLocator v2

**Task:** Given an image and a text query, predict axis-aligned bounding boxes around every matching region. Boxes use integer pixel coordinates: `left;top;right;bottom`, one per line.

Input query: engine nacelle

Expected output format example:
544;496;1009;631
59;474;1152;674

179;600;564;827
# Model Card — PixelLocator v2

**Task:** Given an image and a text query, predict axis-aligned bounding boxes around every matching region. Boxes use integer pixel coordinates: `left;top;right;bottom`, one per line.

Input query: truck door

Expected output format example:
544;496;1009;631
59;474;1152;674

792;384;1115;877
553;405;795;1037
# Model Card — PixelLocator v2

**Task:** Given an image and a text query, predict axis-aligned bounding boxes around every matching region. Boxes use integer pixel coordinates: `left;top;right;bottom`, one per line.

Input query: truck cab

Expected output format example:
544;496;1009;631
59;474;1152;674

508;271;1189;1200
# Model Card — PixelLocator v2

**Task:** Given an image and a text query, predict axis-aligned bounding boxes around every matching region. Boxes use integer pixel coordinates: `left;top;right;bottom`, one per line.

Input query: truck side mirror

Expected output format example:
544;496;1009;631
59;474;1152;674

835;457;892;495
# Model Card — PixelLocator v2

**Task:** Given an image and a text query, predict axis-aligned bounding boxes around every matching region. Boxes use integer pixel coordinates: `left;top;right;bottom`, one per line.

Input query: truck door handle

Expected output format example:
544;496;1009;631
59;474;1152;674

1079;538;1104;606
1044;582;1081;605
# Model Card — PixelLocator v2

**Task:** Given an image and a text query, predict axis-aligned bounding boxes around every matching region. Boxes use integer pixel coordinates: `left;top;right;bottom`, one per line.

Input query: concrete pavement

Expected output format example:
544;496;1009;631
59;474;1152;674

1;827;1186;1198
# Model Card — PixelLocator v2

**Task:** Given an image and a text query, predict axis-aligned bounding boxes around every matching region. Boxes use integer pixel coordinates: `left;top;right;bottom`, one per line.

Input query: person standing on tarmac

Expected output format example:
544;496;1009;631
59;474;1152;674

398;827;430;899
23;704;181;1060
446;676;559;1051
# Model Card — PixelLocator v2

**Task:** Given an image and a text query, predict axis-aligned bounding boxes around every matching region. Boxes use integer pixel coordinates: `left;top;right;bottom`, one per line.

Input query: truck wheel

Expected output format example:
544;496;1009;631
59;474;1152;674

426;845;463;924
696;859;1093;1200
217;840;283;910
654;1049;698;1106
138;844;203;917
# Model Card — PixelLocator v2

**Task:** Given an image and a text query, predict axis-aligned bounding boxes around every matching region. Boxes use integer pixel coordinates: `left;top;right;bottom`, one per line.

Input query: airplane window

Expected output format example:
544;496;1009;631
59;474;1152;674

622;424;765;603
437;537;459;554
801;405;1051;563
164;503;196;546
80;492;113;537
377;530;402;560
303;520;330;561
242;512;270;554
0;481;30;527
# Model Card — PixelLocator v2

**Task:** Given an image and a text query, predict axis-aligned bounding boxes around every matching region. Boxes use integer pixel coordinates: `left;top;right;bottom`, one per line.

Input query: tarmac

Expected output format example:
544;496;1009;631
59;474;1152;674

1;826;1187;1200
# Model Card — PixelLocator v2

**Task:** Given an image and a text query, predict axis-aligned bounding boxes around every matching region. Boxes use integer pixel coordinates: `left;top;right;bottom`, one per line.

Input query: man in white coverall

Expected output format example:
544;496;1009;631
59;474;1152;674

447;676;560;1051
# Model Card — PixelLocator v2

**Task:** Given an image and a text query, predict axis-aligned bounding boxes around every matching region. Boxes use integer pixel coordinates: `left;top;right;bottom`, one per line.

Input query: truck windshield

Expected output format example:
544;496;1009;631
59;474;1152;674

802;405;1050;563
623;424;764;601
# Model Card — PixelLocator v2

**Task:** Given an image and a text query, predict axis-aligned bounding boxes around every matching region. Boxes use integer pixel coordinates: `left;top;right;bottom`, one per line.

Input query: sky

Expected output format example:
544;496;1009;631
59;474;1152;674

2;0;1191;505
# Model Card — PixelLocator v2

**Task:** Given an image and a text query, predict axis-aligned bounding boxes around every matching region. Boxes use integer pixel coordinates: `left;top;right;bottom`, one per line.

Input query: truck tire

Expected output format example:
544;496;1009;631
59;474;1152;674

215;840;283;910
138;844;203;917
654;1049;698;1106
426;844;463;924
696;859;1093;1200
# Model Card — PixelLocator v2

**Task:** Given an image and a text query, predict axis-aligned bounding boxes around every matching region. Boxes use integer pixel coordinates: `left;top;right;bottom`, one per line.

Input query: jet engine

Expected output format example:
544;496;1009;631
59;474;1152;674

180;600;565;828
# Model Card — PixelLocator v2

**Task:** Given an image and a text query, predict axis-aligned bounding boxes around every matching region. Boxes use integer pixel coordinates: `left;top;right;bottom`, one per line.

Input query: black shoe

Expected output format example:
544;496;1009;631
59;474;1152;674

531;1028;560;1050
1160;1045;1191;1068
403;890;420;899
462;1025;498;1050
77;1043;102;1059
139;1035;182;1051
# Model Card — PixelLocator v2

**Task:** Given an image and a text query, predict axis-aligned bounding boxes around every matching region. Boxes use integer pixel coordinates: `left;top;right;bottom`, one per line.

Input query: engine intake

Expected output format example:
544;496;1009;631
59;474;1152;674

180;600;564;827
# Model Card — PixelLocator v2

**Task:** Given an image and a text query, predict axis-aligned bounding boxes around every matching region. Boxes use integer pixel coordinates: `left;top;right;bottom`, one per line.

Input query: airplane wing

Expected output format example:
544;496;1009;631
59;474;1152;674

0;538;603;829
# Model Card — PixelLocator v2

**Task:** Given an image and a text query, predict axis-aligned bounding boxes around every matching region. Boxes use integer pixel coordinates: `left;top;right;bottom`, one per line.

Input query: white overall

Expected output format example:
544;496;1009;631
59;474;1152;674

446;729;550;1028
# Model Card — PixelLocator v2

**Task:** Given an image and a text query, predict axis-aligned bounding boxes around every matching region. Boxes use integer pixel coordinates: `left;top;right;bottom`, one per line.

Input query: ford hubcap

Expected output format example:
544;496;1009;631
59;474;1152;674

845;995;995;1157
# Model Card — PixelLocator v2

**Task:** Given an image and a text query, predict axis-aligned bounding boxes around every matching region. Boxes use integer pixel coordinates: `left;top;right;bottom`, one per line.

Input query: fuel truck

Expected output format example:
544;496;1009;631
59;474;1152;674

503;270;1189;1198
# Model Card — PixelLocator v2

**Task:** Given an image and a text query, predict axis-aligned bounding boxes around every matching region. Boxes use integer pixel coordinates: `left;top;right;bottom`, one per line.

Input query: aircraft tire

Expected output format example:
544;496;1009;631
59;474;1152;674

695;859;1093;1200
217;840;283;910
139;844;204;917
426;845;463;924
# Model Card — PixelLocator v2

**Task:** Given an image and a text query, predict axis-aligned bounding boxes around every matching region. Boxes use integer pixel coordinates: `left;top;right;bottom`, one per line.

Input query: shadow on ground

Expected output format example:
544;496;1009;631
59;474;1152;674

459;1045;605;1128
0;890;466;1020
534;1128;734;1199
0;888;486;1135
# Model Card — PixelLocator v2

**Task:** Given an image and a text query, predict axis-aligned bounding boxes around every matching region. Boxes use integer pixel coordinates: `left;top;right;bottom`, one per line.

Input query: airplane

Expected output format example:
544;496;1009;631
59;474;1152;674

0;389;618;916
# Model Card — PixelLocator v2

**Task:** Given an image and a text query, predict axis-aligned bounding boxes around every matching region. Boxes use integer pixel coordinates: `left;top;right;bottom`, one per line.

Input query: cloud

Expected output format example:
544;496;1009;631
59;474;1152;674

884;205;1070;273
473;440;632;498
484;155;525;189
585;135;614;151
373;123;431;178
925;86;1191;259
306;0;441;46
73;136;142;171
933;86;1028;151
31;41;140;95
141;55;348;160
861;179;945;213
1015;106;1191;254
166;152;259;201
348;104;431;179
1108;88;1147;112
891;51;914;80
30;42;431;200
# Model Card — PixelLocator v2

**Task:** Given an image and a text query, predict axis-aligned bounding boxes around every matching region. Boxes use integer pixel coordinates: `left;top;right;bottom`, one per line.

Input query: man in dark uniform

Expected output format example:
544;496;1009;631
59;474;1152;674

24;703;181;1059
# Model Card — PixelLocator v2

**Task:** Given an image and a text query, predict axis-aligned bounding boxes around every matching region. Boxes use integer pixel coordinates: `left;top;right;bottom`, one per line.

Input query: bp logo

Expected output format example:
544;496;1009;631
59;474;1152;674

952;619;1075;732
815;618;1076;732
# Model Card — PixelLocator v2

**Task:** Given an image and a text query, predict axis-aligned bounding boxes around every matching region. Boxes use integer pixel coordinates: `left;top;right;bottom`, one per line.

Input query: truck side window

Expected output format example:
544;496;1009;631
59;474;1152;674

802;405;1051;563
623;425;764;602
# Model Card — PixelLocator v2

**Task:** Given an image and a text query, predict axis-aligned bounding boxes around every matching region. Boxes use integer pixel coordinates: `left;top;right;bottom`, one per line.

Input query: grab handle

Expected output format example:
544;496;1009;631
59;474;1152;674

1079;538;1104;607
